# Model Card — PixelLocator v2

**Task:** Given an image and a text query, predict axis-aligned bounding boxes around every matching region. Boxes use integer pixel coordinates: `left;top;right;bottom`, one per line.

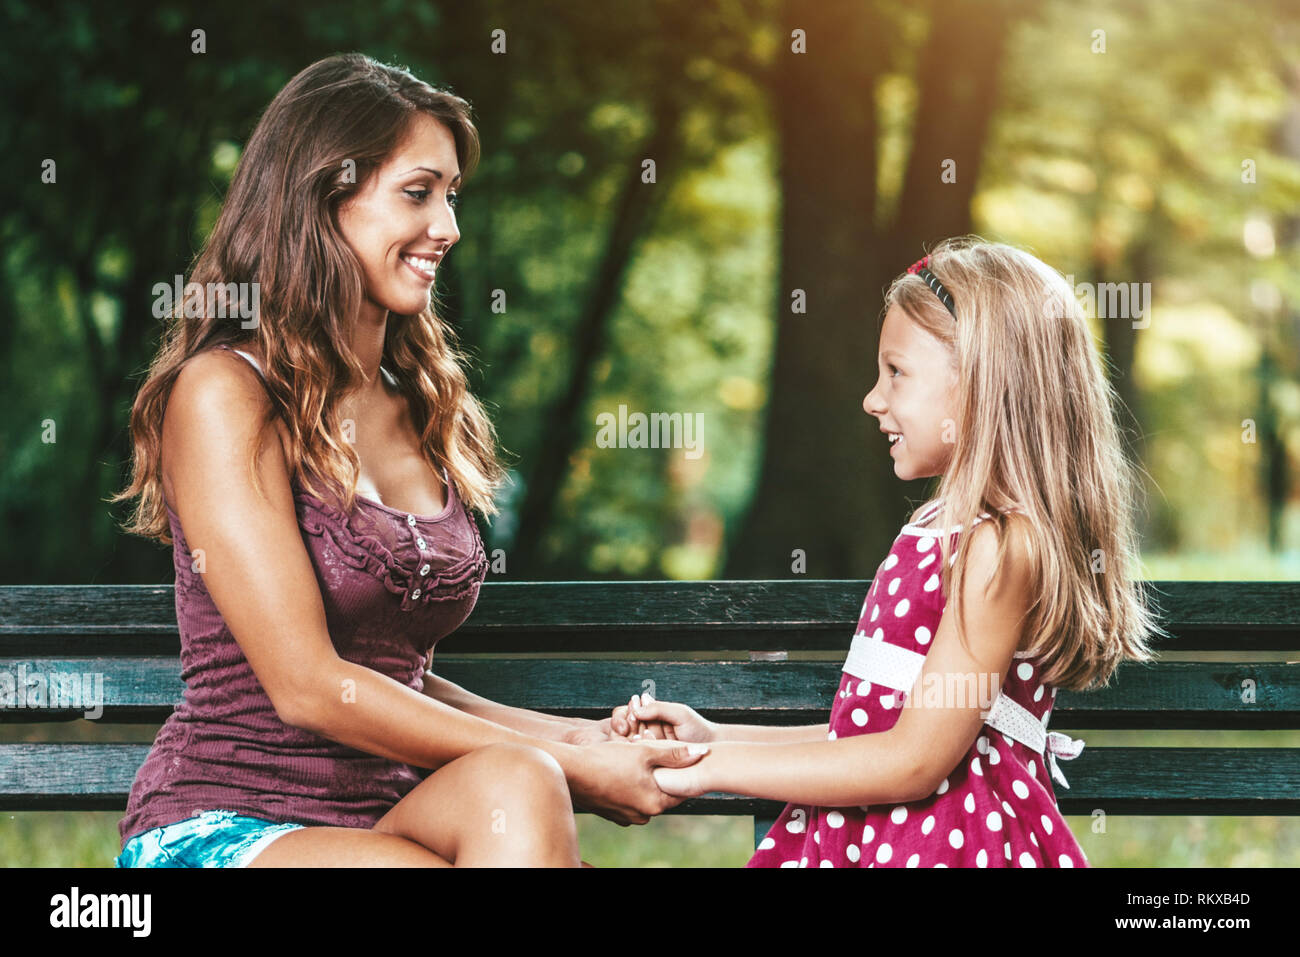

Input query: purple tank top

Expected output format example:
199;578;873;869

118;345;488;846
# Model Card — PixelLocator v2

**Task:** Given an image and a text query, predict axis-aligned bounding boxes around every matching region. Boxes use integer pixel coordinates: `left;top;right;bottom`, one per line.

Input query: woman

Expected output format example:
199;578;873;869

111;53;704;868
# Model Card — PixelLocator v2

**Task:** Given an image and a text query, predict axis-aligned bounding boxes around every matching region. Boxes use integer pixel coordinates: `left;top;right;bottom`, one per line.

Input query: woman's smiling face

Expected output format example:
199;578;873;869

336;113;462;324
863;303;960;480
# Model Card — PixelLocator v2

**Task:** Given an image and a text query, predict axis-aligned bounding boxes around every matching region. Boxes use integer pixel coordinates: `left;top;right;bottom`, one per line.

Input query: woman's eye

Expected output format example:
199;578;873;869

404;189;430;202
447;191;459;209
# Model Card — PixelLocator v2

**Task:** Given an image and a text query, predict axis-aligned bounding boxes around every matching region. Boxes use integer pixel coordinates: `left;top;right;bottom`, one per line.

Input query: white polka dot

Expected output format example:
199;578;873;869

1028;760;1037;779
1030;832;1039;847
879;694;894;710
870;604;880;622
976;849;988;867
780;860;798;868
871;627;885;641
986;811;1003;832
1004;842;1012;860
1059;854;1074;867
1040;815;1053;835
857;682;872;696
906;853;920;867
758;837;775;851
918;553;935;569
786;816;805;834
921;815;935;836
888;577;901;595
948;829;964;849
847;844;861;862
800;857;808;867
883;553;898;569
923;573;940;592
1012;780;1030;800
934;862;948;868
917;536;935;551
1001;733;1015;748
935;778;949;795
813;830;821;844
1033;685;1044;702
826;811;845;829
851;708;868;726
819;859;833;867
976;735;989;754
1002;800;1017;818
876;843;892;864
988;747;1000;766
914;625;932;645
1019;852;1036;867
963;792;975;813
862;825;875;844
894;598;910;617
970;756;983;776
1017;662;1033;681
890;806;908;825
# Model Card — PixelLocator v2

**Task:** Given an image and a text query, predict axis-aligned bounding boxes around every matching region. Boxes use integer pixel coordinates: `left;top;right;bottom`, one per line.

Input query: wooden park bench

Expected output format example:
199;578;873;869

2;580;1298;855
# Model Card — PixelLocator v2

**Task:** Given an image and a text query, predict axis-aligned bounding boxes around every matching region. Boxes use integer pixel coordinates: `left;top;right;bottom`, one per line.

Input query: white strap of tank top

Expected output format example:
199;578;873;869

842;635;1085;789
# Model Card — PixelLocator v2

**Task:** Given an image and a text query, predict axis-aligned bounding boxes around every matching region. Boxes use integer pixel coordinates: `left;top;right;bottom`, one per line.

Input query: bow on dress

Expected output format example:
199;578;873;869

1045;731;1086;789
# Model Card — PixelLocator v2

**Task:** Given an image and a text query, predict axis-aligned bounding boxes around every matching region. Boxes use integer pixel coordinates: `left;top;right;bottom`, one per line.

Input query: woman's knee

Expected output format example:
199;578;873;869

461;742;570;810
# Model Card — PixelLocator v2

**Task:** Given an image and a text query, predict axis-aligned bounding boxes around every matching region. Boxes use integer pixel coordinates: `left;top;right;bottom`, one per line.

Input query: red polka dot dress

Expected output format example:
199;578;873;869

748;500;1089;868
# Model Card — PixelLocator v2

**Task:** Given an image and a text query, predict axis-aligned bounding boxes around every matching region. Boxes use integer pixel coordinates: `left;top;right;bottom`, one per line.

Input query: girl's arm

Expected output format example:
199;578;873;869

656;521;1034;806
421;663;607;744
615;697;828;744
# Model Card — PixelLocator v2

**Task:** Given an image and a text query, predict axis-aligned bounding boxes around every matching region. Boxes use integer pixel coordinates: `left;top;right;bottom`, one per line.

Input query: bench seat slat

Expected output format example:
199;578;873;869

2;744;1297;816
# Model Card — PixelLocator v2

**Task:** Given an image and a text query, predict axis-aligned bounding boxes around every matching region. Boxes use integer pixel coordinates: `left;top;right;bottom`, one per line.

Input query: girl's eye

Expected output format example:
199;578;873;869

889;365;901;378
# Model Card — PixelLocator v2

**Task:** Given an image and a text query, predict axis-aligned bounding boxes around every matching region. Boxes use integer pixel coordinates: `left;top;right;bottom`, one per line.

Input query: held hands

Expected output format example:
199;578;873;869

570;738;711;826
609;692;717;745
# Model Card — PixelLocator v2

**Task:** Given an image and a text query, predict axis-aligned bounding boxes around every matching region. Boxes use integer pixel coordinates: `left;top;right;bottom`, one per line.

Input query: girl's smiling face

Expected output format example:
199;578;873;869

863;303;960;480
336;113;462;324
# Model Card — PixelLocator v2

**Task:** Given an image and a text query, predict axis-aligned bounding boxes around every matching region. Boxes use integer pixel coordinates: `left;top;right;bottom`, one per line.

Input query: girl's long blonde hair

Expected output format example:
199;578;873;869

885;236;1167;691
112;53;505;545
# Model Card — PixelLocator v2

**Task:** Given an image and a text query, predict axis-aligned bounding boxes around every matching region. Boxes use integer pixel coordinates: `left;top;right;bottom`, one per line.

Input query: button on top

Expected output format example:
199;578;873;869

420;563;431;577
406;514;417;527
416;537;426;549
411;588;421;600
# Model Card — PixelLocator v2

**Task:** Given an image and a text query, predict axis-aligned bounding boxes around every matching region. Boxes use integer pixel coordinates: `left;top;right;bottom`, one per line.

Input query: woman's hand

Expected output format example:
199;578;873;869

612;693;717;744
561;719;613;747
568;738;710;826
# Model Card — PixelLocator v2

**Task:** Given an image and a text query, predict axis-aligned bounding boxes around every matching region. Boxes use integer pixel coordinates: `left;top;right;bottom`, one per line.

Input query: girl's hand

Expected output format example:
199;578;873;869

617;693;717;744
609;694;677;740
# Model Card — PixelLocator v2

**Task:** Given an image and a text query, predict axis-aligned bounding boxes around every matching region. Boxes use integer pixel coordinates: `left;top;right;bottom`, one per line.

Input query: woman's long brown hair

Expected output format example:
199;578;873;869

112;53;505;544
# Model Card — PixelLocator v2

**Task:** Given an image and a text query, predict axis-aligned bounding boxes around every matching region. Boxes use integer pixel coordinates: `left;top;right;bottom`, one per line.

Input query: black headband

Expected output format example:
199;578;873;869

905;255;957;319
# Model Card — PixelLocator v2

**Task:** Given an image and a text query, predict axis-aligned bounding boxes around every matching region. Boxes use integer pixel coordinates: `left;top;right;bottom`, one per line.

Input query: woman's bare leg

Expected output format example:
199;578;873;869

373;742;580;867
248;742;579;867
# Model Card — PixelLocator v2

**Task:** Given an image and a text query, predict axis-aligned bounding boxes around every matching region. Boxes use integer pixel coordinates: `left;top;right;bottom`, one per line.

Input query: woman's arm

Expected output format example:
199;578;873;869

162;353;697;824
655;521;1033;806
421;666;605;744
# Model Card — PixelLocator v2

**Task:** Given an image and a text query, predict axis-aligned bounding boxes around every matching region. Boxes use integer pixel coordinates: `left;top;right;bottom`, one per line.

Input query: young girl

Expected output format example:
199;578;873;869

110;53;701;868
612;237;1167;867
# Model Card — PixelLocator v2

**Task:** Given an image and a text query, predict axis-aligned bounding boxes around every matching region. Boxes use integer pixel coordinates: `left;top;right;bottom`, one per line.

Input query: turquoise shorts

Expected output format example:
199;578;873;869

115;809;305;868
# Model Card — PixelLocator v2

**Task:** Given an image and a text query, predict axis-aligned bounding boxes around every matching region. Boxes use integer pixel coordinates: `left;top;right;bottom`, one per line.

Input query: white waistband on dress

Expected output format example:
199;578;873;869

841;634;1085;789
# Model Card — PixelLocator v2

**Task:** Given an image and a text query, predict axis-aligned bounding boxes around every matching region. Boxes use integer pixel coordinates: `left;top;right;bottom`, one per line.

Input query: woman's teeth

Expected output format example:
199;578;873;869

402;254;437;278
